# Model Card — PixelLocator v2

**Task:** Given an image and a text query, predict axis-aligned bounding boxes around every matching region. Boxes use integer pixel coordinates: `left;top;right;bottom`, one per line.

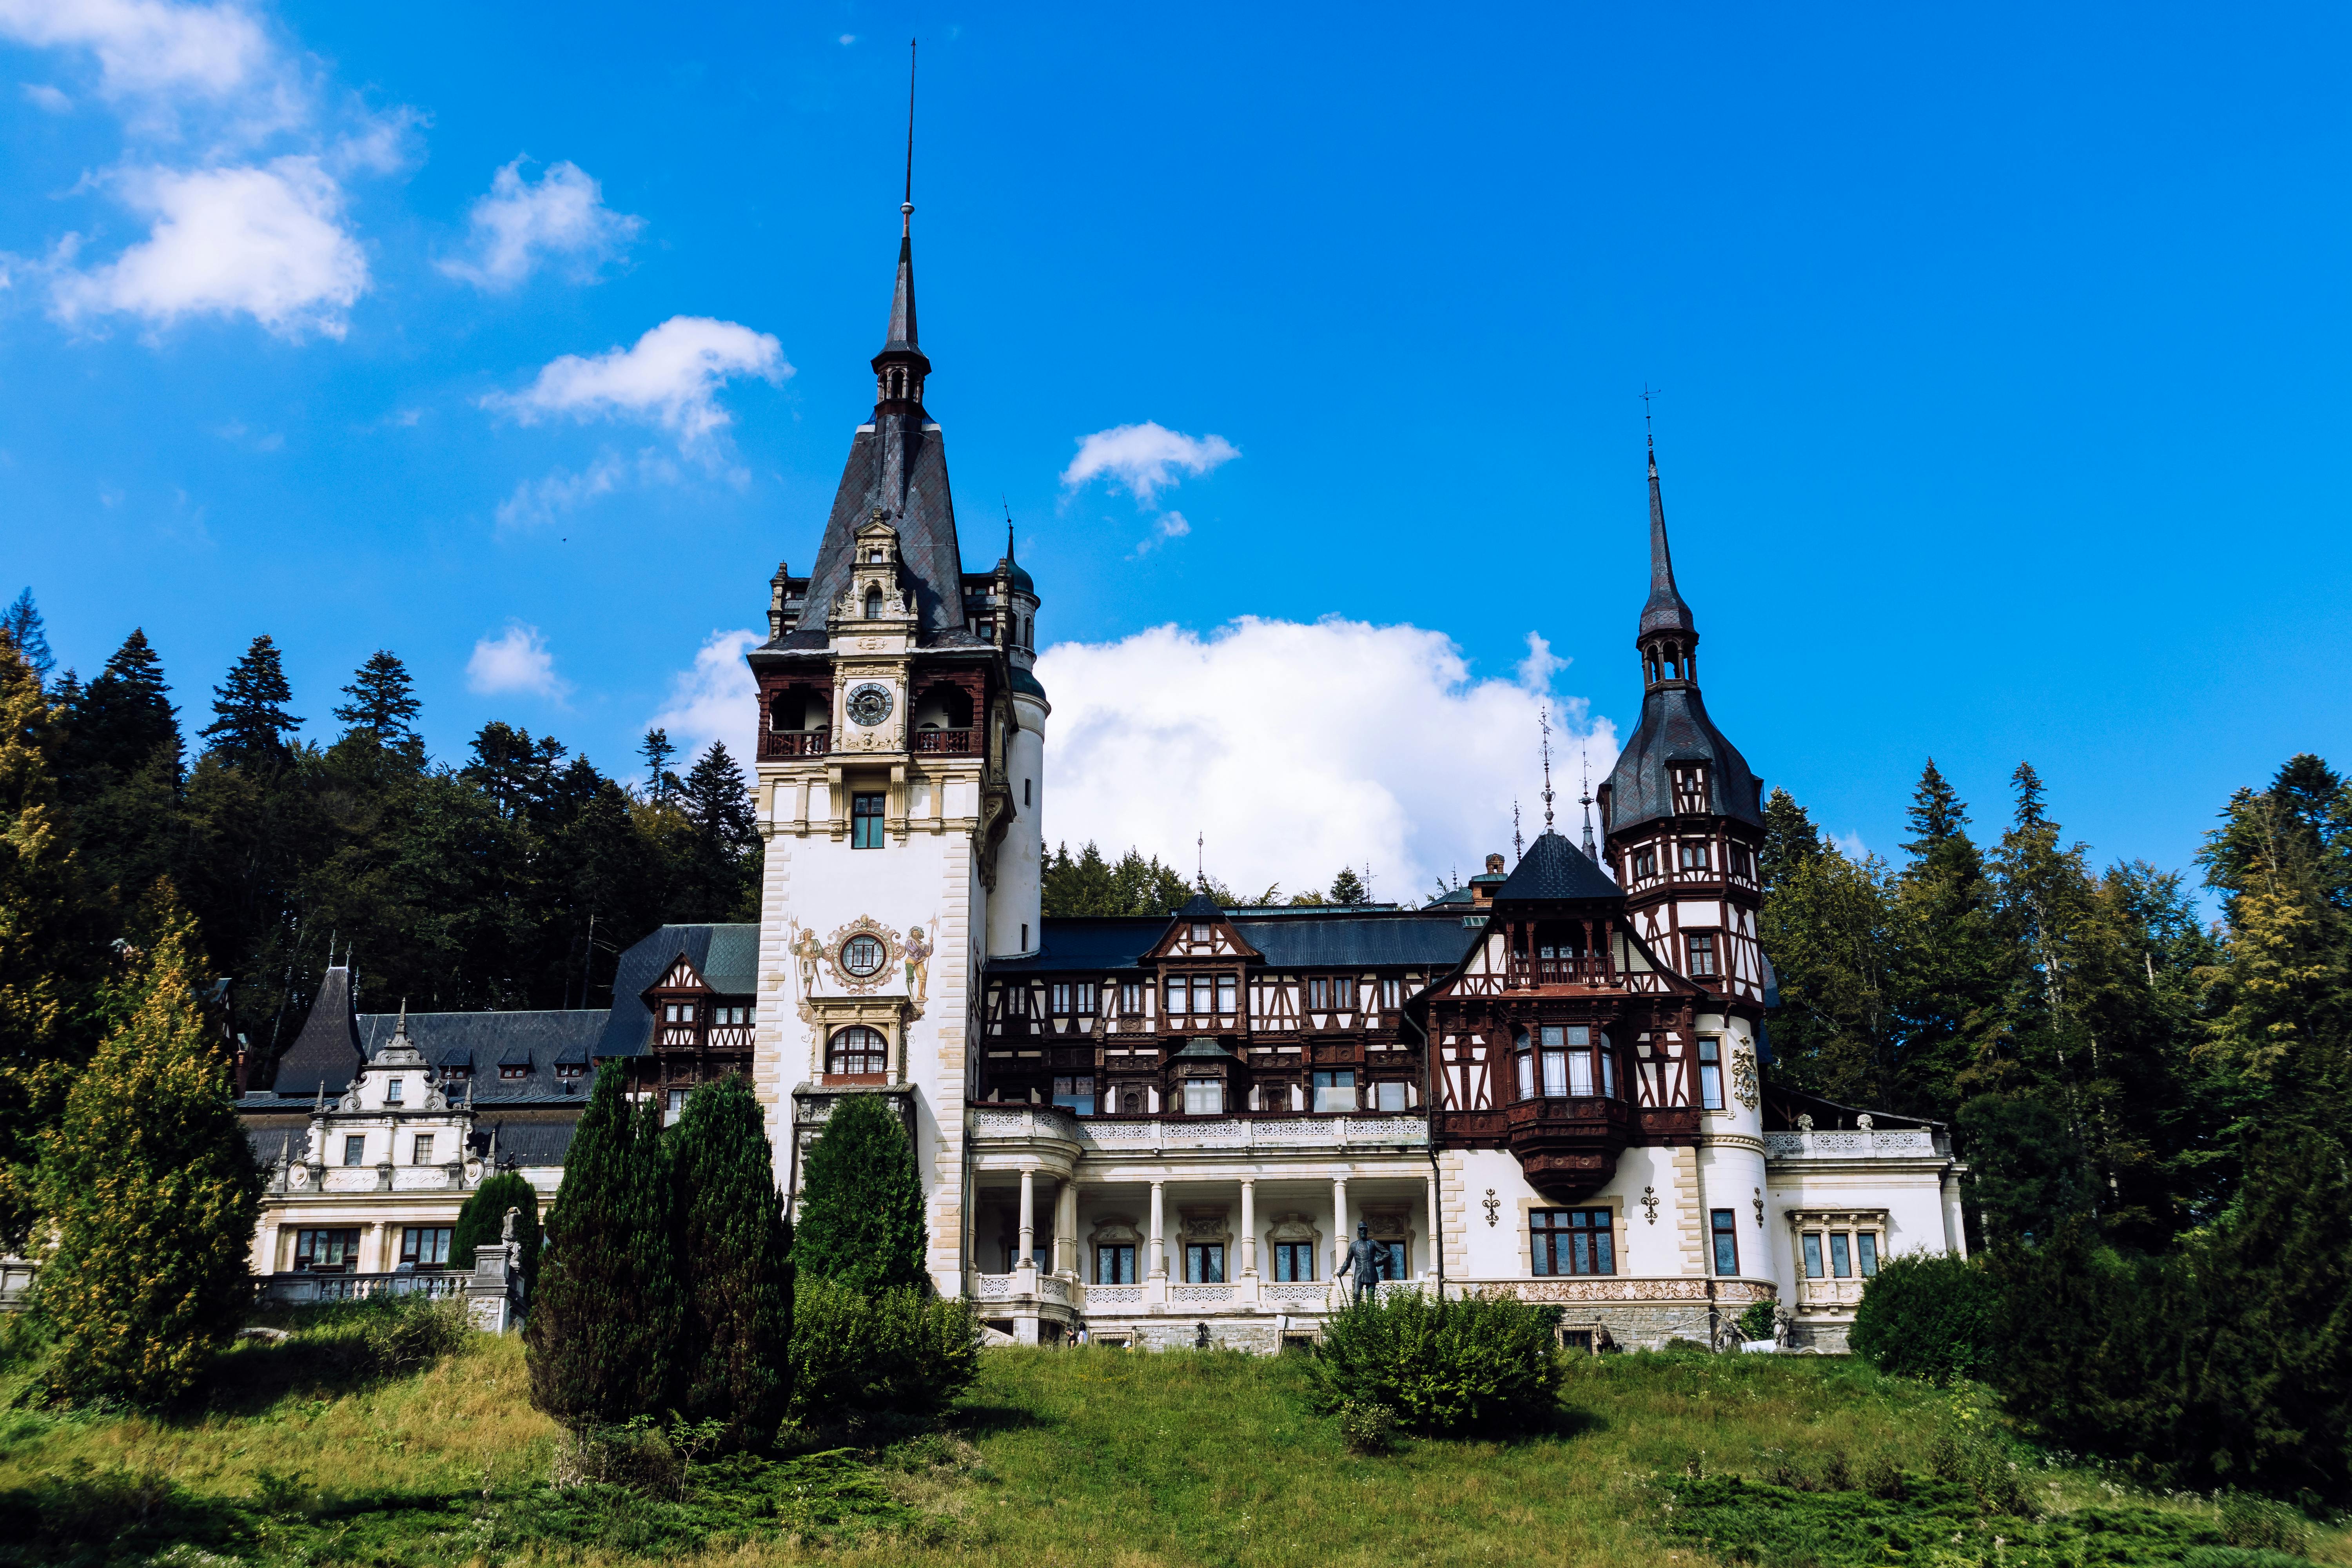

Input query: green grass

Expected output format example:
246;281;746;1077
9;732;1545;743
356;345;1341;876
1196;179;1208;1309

0;1326;2345;1567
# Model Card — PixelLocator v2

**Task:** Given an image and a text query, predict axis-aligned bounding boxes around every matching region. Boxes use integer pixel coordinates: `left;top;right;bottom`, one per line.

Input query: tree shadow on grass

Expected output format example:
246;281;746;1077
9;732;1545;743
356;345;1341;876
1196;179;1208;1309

949;1402;1053;1439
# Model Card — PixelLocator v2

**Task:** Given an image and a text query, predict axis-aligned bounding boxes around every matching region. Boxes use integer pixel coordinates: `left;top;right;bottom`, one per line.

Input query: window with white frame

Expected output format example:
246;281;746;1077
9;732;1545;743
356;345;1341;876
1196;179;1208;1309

1312;1068;1355;1113
1686;931;1719;978
1679;841;1711;871
1698;1036;1724;1109
343;1134;367;1166
411;1134;435;1165
1119;982;1142;1015
1051;984;1072;1015
1182;1078;1224;1115
1076;981;1098;1015
1379;976;1400;1010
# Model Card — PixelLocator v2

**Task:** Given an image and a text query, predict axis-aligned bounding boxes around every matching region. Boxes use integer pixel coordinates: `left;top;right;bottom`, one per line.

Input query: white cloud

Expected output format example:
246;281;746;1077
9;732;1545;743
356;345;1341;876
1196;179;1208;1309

838;33;855;45
465;622;568;700
48;156;367;338
1062;421;1240;506
650;628;759;770
487;316;788;443
1129;509;1192;557
492;447;681;530
22;81;70;111
1036;616;1617;903
0;0;272;102
439;157;641;289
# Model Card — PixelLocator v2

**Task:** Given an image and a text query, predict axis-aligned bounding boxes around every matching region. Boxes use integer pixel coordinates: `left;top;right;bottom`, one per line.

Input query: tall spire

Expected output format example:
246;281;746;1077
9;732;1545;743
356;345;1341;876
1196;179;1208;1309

1580;753;1598;862
882;38;921;359
1539;707;1555;829
1639;434;1697;638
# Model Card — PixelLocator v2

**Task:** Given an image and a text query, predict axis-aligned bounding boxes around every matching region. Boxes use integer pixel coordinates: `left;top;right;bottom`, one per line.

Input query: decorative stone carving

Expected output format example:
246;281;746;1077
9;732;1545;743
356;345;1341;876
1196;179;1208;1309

1730;1046;1760;1111
823;915;905;996
1482;1189;1500;1227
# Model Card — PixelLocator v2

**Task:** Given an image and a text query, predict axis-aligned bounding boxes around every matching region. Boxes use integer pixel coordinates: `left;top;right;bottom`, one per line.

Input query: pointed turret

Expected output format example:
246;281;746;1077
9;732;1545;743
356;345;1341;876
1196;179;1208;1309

273;961;366;1098
1639;439;1697;639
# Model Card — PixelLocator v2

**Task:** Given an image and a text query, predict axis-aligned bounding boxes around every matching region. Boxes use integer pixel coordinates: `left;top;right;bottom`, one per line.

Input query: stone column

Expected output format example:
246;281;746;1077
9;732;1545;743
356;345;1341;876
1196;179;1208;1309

1018;1166;1037;1275
1331;1176;1349;1279
1240;1179;1258;1277
1055;1176;1078;1276
1148;1180;1167;1278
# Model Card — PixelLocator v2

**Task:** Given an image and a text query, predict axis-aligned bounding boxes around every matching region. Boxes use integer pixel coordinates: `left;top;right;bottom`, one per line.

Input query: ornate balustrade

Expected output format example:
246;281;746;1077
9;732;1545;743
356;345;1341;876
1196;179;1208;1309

968;1106;1430;1153
759;730;829;759
257;1271;466;1305
912;727;975;754
1505;956;1612;988
1763;1129;1938;1160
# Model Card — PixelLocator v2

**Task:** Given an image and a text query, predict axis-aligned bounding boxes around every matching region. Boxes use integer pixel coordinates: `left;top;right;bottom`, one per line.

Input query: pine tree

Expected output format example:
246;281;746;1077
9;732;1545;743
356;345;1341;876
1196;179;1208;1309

2;590;53;689
1758;786;1824;896
1329;866;1369;906
33;887;261;1405
333;650;423;755
451;1168;542;1285
678;741;760;919
640;728;678;804
670;1075;793;1446
62;629;178;787
795;1093;928;1294
526;1067;682;1428
200;635;301;764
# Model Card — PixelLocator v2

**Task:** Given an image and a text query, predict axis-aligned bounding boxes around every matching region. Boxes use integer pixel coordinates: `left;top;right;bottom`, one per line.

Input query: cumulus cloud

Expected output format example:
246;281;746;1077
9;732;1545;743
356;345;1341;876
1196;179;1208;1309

1036;616;1616;902
0;0;274;103
22;82;71;111
1062;421;1240;506
1129;509;1191;558
492;448;680;530
465;622;568;700
439;157;642;289
650;628;759;770
487;316;789;443
48;156;367;337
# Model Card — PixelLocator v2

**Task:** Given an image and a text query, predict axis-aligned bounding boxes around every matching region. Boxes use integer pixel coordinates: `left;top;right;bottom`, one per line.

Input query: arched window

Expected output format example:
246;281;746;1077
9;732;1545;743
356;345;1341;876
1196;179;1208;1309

828;1026;887;1076
864;586;883;619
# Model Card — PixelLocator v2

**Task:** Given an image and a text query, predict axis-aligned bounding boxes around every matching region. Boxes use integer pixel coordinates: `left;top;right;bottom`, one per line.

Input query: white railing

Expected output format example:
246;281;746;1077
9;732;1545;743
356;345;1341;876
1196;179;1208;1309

1085;1285;1145;1307
1260;1282;1332;1307
257;1272;466;1304
974;1273;1015;1301
1793;1276;1866;1308
970;1108;1429;1152
1764;1129;1937;1160
1169;1285;1233;1304
1037;1277;1073;1305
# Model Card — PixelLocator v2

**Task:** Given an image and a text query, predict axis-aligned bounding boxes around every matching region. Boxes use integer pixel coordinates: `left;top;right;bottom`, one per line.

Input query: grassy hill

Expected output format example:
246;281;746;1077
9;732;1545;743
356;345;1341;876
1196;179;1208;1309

0;1316;2343;1568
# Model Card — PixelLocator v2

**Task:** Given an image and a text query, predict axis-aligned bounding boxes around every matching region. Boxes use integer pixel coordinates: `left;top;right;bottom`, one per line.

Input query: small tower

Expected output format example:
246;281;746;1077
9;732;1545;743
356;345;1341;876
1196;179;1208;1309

1596;439;1768;1010
987;522;1047;958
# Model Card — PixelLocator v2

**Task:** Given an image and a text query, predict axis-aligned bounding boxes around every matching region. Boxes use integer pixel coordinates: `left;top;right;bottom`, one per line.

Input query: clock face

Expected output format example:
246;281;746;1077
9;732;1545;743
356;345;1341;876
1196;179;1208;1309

845;682;893;727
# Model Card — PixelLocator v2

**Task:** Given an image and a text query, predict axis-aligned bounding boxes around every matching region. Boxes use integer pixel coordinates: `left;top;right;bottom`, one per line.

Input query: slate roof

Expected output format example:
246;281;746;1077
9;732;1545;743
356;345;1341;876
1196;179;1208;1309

1602;683;1767;835
237;1112;585;1169
1494;831;1622;903
988;913;1475;976
594;923;760;1060
245;1007;606;1108
270;964;364;1098
1640;445;1698;637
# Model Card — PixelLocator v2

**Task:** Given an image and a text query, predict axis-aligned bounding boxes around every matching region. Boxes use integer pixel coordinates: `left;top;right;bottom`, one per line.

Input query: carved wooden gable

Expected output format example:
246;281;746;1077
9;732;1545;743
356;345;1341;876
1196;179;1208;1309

655;956;708;993
1143;911;1263;965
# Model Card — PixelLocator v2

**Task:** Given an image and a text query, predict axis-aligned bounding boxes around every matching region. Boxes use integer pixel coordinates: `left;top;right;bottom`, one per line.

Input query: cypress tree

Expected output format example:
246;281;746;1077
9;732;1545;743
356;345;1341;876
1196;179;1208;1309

670;1075;793;1446
33;886;261;1406
451;1167;542;1287
200;634;301;765
526;1068;682;1428
795;1093;928;1294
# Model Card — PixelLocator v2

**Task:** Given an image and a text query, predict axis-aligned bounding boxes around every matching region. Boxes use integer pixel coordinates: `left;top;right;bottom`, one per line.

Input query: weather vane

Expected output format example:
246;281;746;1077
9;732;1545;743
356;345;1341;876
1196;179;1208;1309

1641;383;1662;449
1580;751;1598;862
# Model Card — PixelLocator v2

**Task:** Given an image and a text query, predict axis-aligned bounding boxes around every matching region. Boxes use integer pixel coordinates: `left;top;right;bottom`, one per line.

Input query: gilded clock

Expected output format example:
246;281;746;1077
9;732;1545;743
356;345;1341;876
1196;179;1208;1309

845;682;893;727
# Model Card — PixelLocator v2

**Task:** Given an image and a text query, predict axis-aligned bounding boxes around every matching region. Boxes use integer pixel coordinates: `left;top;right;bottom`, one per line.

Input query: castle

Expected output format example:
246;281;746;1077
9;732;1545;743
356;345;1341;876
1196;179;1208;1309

238;197;1964;1352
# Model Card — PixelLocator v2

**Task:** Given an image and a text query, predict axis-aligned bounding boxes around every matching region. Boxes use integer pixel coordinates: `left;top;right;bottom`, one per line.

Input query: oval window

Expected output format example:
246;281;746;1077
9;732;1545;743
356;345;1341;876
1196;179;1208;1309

841;934;886;977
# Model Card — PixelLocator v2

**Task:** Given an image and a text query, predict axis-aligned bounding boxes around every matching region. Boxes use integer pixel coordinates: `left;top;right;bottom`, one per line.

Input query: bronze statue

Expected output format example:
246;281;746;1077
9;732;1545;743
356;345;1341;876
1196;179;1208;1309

1334;1222;1388;1305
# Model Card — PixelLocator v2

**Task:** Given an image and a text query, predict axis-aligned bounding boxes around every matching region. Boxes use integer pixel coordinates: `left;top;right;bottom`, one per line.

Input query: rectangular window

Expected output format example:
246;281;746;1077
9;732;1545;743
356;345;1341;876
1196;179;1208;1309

1601;1044;1616;1099
412;1134;435;1165
1858;1232;1880;1278
399;1226;452;1268
1541;1048;1568;1098
1182;1078;1224;1115
343;1134;367;1167
1381;1240;1408;1282
1333;976;1356;1009
1051;984;1071;1016
1379;977;1400;1010
1688;932;1719;979
1191;976;1214;1015
1679;841;1711;871
1515;1050;1535;1100
1005;987;1027;1017
294;1227;361;1272
385;1077;403;1104
1633;848;1658;878
1216;975;1237;1016
1830;1232;1853;1279
1190;922;1210;942
850;791;885;849
1051;1074;1096;1115
1076;982;1098;1015
1802;1232;1825;1278
1166;978;1185;1015
1531;1209;1615;1276
1119;982;1142;1015
1185;1243;1227;1284
1308;976;1329;1009
665;1088;687;1126
1095;1244;1136;1284
1312;1068;1356;1113
501;1063;528;1079
1375;1080;1409;1112
1711;1209;1739;1276
1274;1241;1314;1281
1699;1036;1724;1109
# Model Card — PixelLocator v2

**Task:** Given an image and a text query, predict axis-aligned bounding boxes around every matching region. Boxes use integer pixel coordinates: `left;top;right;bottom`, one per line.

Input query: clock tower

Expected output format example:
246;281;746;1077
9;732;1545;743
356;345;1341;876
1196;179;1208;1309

746;192;1045;1295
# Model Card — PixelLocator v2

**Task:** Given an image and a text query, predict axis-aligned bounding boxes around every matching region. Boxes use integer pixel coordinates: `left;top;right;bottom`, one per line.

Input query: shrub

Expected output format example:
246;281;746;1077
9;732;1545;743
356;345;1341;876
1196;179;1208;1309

31;892;262;1407
2218;1493;2310;1555
1308;1288;1563;1437
1338;1399;1397;1454
1848;1251;2000;1383
789;1277;976;1419
794;1094;927;1294
1735;1300;1777;1342
359;1293;472;1374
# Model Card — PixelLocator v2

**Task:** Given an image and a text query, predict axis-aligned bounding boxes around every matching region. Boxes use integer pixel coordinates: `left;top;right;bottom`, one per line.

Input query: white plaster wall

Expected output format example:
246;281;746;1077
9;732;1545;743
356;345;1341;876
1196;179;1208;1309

987;695;1047;958
1762;1165;1960;1288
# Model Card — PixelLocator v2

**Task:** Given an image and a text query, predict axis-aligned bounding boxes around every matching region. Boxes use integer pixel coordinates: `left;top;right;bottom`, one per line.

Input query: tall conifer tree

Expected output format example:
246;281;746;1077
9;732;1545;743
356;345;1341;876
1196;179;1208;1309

526;1067;682;1427
796;1093;928;1294
332;650;423;758
670;1075;793;1446
201;635;301;765
2;591;53;689
34;887;261;1405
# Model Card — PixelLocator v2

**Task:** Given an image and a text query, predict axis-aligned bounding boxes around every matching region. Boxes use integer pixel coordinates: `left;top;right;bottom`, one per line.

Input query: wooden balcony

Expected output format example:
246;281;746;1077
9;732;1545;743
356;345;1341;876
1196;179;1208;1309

913;726;976;754
760;729;829;759
1501;1095;1637;1200
1506;956;1612;988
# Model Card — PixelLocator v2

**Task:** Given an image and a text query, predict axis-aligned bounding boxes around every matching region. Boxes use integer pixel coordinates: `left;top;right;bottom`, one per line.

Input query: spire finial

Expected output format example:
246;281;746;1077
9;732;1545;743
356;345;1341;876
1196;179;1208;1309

1196;829;1205;891
1638;411;1697;644
902;38;917;236
1580;751;1598;862
1540;707;1555;829
1513;799;1524;861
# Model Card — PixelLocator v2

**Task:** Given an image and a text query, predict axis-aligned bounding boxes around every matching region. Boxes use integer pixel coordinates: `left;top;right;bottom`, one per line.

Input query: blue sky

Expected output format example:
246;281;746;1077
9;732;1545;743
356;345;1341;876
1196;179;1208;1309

4;2;2347;901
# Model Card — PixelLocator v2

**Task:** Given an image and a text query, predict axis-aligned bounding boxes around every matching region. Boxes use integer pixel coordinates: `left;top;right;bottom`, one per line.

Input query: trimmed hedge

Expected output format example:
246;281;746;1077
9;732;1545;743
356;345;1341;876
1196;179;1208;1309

1848;1252;2000;1383
1309;1288;1563;1436
789;1278;976;1419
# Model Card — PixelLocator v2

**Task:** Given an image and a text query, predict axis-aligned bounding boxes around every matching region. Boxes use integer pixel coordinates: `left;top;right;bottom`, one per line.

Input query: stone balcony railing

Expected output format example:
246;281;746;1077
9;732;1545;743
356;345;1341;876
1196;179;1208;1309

1791;1275;1867;1310
969;1106;1429;1152
257;1270;468;1305
1762;1128;1939;1160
